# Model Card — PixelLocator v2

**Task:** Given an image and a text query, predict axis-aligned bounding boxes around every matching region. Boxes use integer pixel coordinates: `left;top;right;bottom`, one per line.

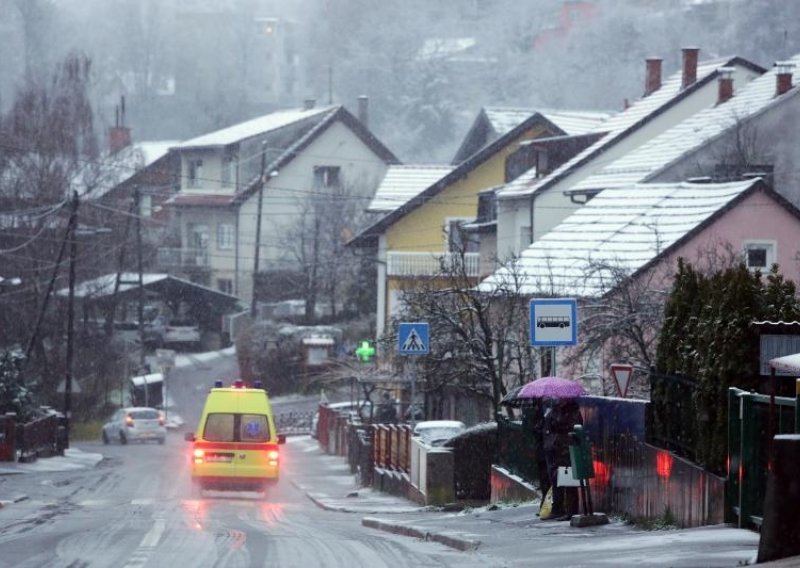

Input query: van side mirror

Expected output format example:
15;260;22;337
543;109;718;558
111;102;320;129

277;433;286;445
184;432;195;442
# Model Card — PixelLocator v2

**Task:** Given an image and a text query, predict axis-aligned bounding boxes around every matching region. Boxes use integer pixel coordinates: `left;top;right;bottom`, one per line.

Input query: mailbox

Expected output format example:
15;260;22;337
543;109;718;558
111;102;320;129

568;424;595;480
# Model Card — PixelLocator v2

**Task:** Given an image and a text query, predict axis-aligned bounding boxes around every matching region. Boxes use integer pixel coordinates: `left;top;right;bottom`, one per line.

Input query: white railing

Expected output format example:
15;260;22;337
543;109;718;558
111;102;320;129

387;251;480;277
156;247;209;268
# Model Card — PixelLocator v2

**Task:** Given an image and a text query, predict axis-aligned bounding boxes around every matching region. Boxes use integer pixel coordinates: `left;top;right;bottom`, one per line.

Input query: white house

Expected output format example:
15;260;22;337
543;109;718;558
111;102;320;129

494;49;765;261
162;102;398;304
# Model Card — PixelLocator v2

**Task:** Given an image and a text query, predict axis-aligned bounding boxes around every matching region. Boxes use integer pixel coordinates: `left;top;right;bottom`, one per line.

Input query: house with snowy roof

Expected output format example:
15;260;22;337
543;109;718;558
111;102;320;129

348;106;611;338
479;177;800;378
161;101;398;305
494;48;765;262
569;57;800;205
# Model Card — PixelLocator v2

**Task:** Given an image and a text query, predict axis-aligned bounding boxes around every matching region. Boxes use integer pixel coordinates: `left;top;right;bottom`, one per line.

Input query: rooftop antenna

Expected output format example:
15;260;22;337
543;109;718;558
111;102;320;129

120;95;126;127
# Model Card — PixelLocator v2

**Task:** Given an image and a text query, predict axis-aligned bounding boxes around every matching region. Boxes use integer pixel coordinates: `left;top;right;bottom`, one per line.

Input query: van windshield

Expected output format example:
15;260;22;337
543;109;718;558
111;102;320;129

203;413;271;443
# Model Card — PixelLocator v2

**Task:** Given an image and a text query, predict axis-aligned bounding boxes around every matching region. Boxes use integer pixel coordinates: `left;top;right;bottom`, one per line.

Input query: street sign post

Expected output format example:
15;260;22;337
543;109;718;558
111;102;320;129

530;298;578;347
398;322;429;428
610;363;634;398
398;322;429;355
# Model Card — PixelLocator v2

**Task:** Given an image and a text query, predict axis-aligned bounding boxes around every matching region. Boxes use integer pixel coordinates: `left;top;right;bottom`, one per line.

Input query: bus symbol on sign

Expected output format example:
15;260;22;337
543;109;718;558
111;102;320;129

537;316;571;329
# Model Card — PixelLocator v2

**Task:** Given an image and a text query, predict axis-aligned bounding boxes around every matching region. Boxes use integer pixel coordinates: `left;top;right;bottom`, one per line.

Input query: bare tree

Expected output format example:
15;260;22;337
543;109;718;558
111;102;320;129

283;178;371;323
392;245;535;421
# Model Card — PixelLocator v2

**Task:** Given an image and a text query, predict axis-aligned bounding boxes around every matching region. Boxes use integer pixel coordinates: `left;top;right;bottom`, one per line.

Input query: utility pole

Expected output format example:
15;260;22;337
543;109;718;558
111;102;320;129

134;186;145;370
251;142;267;318
64;191;79;449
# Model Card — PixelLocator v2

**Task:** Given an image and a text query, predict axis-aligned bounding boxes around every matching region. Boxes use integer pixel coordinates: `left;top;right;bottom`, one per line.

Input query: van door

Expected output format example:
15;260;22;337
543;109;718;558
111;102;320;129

200;413;237;477
235;413;274;479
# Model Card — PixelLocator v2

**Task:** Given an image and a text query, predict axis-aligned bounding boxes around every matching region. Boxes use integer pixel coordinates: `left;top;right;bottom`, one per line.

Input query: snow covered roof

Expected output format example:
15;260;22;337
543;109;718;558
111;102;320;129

538;109;613;136
498;56;761;199
769;352;800;374
57;272;239;302
367;165;454;213
176;106;336;149
571;54;800;192
59;273;172;298
479;178;763;297
482;107;611;138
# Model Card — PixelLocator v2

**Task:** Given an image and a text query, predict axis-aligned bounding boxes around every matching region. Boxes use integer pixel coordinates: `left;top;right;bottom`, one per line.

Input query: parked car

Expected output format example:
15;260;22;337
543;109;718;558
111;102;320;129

412;420;466;446
162;318;201;350
102;407;166;445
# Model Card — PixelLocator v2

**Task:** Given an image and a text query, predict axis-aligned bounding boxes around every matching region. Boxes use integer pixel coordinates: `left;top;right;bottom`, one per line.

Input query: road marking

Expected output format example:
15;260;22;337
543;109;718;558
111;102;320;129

140;516;166;548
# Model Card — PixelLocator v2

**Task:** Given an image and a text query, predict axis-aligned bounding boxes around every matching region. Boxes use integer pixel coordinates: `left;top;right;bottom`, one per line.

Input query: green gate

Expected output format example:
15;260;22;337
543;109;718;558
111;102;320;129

727;380;799;529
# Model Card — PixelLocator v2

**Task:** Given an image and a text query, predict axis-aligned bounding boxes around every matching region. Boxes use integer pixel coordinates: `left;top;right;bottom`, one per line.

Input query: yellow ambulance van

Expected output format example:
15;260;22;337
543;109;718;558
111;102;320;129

185;379;285;496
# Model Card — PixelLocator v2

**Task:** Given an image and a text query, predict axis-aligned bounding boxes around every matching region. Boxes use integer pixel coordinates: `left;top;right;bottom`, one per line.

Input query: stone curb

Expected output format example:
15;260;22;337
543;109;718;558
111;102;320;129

362;517;481;552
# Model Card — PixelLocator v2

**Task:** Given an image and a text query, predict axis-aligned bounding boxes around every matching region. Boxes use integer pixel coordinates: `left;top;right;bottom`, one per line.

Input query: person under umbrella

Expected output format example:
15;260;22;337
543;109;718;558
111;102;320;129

542;396;583;520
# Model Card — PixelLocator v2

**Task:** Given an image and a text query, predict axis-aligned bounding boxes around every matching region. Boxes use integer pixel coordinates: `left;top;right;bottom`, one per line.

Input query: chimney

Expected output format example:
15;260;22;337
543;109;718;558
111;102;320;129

108;96;131;154
644;57;662;96
304;98;316;110
681;47;700;89
717;67;734;104
776;61;795;96
357;95;369;128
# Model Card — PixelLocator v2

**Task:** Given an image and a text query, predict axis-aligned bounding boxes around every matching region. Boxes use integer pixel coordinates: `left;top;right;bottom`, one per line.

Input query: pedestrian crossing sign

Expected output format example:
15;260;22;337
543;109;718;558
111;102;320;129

398;322;429;355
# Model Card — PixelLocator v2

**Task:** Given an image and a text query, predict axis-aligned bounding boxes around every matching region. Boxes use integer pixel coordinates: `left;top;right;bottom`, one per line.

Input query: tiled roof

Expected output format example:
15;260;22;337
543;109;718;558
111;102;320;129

570;54;800;192
479;178;762;297
367;165;454;213
498;56;758;199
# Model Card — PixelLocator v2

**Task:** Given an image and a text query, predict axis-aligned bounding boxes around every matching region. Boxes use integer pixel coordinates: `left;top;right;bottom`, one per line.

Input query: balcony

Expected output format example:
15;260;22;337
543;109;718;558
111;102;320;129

157;247;209;268
387;251;480;277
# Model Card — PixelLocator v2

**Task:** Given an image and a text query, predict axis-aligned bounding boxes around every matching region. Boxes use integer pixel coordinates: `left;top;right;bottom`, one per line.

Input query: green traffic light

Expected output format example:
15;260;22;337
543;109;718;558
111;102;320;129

355;340;375;362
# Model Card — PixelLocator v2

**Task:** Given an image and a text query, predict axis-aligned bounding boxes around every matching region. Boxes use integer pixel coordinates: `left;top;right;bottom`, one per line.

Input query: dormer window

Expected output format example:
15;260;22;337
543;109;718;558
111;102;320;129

744;240;775;272
188;158;204;188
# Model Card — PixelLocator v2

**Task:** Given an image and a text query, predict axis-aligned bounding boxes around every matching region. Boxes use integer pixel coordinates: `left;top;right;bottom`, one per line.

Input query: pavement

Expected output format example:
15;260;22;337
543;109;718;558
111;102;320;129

2;437;798;567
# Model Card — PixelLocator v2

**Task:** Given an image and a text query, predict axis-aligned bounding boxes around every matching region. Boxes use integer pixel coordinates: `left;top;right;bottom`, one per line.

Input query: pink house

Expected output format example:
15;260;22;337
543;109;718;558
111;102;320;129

479;178;800;390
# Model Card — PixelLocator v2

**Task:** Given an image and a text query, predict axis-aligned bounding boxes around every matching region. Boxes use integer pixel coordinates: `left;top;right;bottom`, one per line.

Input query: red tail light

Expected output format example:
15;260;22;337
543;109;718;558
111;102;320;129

158;412;165;426
267;449;279;466
125;415;134;427
193;448;205;464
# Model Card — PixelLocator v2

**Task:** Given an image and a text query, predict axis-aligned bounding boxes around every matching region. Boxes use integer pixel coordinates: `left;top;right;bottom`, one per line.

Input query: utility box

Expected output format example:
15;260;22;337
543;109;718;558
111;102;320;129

568;425;595;480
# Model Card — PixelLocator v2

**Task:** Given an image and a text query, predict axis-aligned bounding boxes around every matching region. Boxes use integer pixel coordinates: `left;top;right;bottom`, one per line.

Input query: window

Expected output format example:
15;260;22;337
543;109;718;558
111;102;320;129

313;166;340;189
203;413;235;442
221;156;235;187
239;414;270;442
217;223;234;250
188;158;203;188
744;240;776;272
217;279;233;295
203;413;271;442
140;195;152;217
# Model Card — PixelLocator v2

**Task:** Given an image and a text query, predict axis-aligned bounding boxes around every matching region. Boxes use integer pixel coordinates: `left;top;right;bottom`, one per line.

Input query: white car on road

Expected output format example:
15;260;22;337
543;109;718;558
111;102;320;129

102;407;166;445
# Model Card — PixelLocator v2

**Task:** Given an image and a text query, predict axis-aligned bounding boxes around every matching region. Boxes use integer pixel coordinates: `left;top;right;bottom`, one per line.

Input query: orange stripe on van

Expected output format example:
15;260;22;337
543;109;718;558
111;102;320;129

194;441;278;452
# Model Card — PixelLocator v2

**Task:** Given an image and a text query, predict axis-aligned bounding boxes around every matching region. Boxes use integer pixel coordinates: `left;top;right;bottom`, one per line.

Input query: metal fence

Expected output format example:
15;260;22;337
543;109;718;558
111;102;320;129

274;411;314;436
726;385;799;529
372;424;411;473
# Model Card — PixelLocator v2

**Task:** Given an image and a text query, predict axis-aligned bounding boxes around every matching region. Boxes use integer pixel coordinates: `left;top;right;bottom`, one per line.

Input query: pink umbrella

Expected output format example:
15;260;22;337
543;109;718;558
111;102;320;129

516;376;587;400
